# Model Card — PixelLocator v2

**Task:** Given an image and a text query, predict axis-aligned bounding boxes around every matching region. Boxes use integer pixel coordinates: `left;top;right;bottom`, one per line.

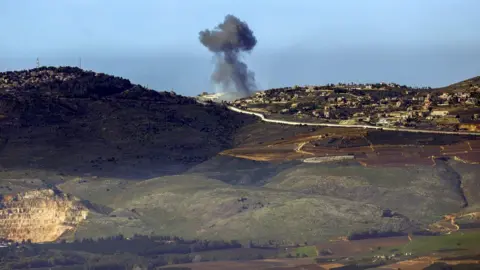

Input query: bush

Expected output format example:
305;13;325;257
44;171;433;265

347;229;404;240
319;248;333;256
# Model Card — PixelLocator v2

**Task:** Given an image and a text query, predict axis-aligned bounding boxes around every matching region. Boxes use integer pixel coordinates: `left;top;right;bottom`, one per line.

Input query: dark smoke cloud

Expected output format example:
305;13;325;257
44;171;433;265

199;15;257;97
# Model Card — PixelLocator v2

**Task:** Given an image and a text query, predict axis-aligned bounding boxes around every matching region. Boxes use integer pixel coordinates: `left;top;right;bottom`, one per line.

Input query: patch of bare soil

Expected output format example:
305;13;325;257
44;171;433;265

429;211;480;233
161;258;315;270
378;255;480;270
315;236;411;258
222;128;480;166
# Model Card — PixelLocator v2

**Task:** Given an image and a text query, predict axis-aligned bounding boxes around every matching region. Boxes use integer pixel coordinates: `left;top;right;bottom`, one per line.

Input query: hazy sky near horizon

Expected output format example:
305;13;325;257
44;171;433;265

1;0;479;95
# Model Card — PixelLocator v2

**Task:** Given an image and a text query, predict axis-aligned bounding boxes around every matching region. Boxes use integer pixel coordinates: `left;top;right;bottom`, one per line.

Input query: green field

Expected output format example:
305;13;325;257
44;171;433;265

401;230;480;255
294;245;318;257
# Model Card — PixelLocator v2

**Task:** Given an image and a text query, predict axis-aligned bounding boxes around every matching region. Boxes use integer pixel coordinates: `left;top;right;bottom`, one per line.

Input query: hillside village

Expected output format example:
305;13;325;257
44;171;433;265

200;80;480;132
0;66;189;103
3;67;480;134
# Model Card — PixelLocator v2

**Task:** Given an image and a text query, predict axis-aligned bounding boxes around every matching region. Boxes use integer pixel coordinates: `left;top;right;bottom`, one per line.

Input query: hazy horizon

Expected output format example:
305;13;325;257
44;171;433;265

1;0;479;95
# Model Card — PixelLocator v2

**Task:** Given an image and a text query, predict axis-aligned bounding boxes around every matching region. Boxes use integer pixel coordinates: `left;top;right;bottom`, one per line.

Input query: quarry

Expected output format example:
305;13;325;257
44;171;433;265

0;189;88;243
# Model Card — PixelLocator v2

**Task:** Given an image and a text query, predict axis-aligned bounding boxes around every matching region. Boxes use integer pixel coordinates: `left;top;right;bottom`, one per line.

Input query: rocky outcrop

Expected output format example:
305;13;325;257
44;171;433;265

0;189;88;243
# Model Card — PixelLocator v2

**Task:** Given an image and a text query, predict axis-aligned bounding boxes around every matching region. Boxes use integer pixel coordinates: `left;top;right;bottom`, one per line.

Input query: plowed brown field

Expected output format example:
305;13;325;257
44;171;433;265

223;129;480;166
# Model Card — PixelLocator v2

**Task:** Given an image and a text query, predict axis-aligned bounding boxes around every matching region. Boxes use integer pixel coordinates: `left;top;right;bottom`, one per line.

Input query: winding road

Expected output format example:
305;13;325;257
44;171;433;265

226;106;480;136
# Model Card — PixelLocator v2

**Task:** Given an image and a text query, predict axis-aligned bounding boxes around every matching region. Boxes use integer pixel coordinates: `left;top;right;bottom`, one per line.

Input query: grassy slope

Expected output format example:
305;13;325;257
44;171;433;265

265;162;467;223
60;174;396;243
55;155;480;244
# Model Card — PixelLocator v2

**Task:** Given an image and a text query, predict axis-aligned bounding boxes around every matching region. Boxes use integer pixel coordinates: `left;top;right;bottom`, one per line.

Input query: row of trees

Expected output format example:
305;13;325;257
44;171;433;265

0;234;286;269
43;234;242;256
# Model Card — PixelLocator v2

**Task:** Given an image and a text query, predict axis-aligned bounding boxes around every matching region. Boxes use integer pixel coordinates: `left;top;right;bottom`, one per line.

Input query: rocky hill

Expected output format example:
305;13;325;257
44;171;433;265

0;67;256;179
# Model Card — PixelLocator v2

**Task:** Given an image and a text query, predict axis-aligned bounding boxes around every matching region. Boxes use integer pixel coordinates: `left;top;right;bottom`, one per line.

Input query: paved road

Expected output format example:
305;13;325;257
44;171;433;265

227;106;480;136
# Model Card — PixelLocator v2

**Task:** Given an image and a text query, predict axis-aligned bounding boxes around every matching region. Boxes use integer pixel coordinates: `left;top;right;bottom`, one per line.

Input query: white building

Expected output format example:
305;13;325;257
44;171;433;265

430;110;450;117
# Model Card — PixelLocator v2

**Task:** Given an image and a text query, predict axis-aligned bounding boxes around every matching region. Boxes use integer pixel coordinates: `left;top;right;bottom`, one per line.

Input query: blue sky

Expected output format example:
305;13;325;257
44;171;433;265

1;0;479;95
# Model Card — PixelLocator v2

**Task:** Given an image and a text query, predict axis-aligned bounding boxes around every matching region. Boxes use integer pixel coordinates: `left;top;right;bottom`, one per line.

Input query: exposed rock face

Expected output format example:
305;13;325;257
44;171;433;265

0;189;88;243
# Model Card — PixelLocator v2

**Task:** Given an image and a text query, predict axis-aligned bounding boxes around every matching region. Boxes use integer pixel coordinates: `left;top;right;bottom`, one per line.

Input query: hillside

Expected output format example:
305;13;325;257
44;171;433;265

57;159;480;243
0;68;479;251
440;76;480;93
0;67;256;179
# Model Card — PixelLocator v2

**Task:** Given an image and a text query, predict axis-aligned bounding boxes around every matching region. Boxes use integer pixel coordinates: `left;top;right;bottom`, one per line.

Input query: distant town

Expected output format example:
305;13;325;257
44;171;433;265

199;80;480;133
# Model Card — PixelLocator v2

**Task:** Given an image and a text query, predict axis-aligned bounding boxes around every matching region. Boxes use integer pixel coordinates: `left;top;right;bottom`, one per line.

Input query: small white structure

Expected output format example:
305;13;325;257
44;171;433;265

430;110;449;117
303;156;355;163
377;118;390;126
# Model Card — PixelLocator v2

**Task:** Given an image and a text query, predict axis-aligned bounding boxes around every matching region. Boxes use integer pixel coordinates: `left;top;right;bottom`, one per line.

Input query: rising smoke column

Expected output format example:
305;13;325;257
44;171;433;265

199;15;257;97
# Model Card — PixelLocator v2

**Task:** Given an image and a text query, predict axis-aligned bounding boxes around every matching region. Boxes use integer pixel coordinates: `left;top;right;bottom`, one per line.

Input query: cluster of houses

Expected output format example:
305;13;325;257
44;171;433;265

0;68;78;92
437;91;478;106
331;82;403;90
226;83;480;131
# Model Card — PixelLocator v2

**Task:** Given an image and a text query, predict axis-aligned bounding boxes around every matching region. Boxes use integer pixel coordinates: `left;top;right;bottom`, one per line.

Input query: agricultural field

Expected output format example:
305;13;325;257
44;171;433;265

156;229;480;269
223;126;480;166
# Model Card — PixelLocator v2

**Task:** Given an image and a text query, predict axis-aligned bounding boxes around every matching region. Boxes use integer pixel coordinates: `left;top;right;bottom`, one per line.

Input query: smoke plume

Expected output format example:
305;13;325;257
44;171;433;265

199;15;257;97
